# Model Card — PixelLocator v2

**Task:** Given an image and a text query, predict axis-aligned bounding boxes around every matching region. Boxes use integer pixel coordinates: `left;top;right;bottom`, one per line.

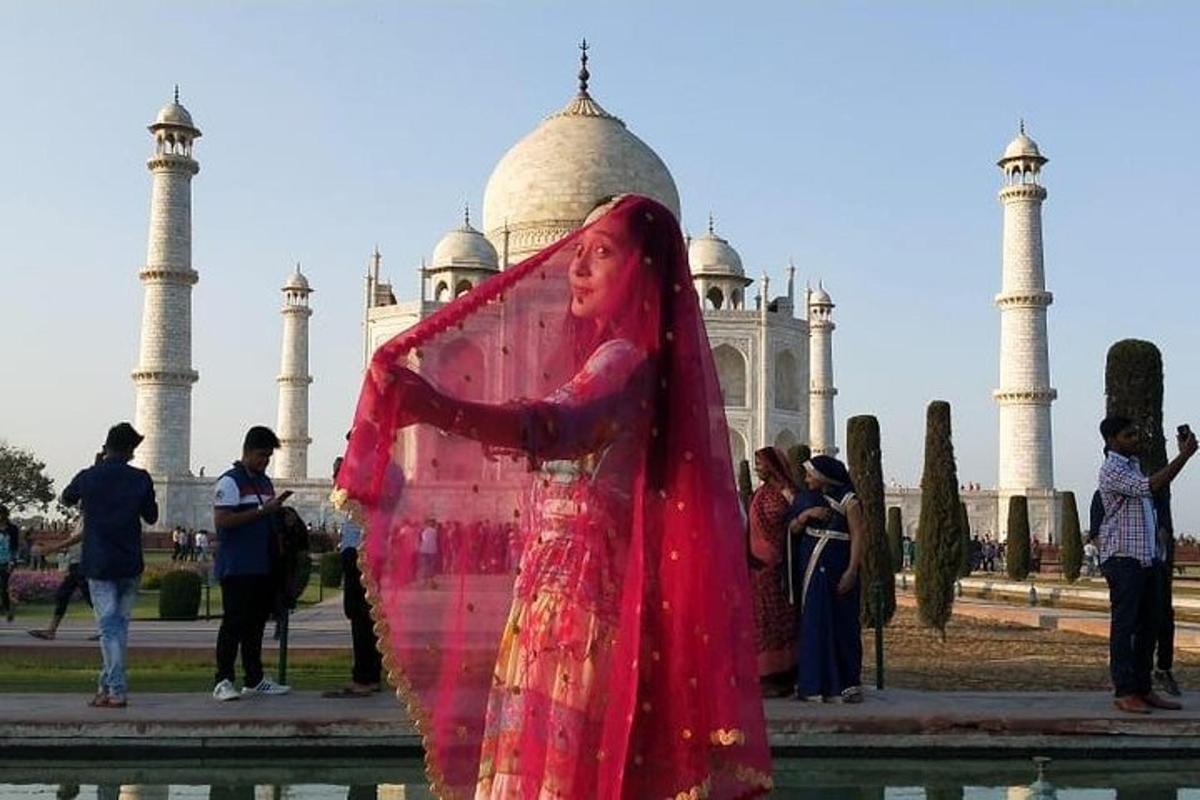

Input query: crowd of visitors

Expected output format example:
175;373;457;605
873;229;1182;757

170;527;210;562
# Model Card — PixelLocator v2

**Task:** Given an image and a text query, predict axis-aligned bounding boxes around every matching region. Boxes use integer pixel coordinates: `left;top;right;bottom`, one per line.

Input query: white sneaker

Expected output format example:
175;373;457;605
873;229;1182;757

212;679;240;702
242;676;291;696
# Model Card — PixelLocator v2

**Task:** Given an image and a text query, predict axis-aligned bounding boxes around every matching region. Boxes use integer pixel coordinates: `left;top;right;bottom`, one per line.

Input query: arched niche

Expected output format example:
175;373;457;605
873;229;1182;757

712;344;747;406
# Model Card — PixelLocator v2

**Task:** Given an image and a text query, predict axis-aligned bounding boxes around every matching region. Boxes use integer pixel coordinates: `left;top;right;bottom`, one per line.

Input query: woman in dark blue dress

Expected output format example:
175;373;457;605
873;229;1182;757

787;456;865;703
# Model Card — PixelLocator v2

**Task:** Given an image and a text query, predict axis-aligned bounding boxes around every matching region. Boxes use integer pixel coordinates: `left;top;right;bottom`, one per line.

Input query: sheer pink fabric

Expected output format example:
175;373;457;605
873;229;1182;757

334;195;771;799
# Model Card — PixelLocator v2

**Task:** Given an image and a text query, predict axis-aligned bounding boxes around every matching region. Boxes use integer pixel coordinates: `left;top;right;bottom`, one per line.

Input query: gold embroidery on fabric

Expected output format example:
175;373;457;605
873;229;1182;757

710;728;746;746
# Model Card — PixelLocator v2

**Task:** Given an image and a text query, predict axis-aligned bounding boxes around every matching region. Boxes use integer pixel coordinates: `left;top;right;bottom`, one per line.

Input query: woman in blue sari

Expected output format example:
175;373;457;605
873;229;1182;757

787;456;865;703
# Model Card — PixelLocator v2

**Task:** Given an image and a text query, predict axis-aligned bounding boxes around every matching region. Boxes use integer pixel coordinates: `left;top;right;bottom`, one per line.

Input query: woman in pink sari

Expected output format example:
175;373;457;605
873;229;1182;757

335;195;771;799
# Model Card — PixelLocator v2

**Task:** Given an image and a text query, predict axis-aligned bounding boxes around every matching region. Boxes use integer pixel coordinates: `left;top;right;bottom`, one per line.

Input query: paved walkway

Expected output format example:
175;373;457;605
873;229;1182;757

4;689;1200;757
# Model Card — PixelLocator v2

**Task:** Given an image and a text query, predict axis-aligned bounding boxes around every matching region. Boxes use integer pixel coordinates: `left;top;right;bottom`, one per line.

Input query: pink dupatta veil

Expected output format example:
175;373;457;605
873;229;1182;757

334;195;771;798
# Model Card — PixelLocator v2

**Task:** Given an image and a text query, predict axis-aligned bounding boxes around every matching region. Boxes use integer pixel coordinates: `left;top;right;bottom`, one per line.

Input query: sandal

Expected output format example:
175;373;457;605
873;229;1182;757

87;692;108;708
27;630;55;640
103;696;128;708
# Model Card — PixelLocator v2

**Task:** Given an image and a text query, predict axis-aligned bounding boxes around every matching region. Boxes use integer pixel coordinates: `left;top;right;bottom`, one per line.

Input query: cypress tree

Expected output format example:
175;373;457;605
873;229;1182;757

737;459;753;515
915;401;962;636
846;415;896;628
1105;340;1171;551
1006;495;1031;581
887;506;904;574
1060;490;1083;583
787;443;812;487
957;500;973;578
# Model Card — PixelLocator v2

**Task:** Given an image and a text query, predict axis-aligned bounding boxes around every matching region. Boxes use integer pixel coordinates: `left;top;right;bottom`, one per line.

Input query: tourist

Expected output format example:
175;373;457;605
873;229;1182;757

195;529;210;562
747;446;800;697
211;426;292;702
29;458;100;640
0;505;17;622
61;422;159;708
1096;415;1195;714
788;456;864;704
417;517;439;587
1083;537;1099;577
323;454;383;699
334;195;770;797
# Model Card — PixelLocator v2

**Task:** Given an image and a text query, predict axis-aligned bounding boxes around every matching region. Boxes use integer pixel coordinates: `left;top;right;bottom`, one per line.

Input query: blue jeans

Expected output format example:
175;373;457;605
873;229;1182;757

88;577;140;697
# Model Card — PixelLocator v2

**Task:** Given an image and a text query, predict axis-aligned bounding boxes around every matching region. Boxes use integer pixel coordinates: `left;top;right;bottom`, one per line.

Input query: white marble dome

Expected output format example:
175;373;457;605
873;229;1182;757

688;227;744;277
283;265;310;292
809;284;833;305
152;102;197;131
482;89;681;262
1000;130;1044;162
431;215;499;271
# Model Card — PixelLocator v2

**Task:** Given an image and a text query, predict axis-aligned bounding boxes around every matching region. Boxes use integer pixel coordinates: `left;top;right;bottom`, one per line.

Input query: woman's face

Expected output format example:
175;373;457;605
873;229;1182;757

569;215;633;323
753;453;772;483
803;470;825;492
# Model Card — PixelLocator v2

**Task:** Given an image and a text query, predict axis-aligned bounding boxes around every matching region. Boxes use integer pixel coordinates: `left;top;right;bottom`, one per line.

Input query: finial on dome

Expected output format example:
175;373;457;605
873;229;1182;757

707;212;715;236
174;84;180;104
464;203;471;228
578;38;590;94
295;261;302;274
1019;118;1026;135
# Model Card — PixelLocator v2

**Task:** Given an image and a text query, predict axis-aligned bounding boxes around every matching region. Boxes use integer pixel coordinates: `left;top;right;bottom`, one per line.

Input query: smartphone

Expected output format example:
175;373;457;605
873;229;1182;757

1179;424;1192;440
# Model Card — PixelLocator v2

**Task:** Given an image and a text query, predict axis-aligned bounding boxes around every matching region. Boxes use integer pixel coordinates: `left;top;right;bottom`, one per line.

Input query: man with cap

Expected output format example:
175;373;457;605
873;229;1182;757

61;422;158;708
211;426;293;701
1096;415;1196;713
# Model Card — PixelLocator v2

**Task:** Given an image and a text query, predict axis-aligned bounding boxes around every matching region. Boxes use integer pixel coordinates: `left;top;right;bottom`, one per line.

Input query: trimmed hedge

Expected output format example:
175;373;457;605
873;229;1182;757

1006;496;1031;581
158;570;203;620
915;401;962;637
886;506;903;573
846;414;895;628
320;551;344;588
1060;491;1083;583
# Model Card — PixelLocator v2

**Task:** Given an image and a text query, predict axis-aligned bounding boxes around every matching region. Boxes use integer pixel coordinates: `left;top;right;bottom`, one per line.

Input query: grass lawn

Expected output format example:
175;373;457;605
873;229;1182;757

11;570;333;624
0;649;354;693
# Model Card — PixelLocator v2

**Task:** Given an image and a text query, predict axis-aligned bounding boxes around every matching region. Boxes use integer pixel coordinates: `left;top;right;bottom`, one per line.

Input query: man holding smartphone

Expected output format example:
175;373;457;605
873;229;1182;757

1097;416;1197;714
211;426;292;701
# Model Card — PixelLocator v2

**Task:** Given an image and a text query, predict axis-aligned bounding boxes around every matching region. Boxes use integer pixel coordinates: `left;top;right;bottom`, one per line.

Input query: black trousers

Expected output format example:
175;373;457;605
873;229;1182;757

342;548;382;685
1102;557;1160;697
215;574;275;687
1154;560;1175;672
54;563;93;617
0;564;10;614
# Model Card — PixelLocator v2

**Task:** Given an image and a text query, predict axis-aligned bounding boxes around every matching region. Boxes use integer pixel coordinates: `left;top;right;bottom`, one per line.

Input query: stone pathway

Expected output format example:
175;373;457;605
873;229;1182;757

4;688;1200;756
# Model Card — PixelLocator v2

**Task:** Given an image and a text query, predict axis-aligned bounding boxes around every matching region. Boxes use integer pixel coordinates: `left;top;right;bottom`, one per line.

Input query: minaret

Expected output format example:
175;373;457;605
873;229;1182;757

132;88;200;477
808;282;837;456
275;264;314;479
995;122;1056;526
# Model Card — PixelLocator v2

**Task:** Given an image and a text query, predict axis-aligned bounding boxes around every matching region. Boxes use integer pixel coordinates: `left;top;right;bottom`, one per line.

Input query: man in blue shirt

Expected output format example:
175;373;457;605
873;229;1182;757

211;426;292;702
1096;415;1195;714
61;422;158;708
322;454;382;698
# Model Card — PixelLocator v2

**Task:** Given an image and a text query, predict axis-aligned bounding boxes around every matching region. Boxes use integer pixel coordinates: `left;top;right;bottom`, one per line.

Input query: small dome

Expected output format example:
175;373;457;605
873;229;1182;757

999;123;1045;164
155;103;194;128
283;265;311;291
688;224;743;277
431;216;499;272
809;284;833;305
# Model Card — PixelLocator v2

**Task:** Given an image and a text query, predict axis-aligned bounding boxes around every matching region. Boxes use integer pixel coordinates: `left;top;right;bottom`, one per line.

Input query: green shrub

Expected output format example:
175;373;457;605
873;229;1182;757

915;401;962;637
158;570;203;620
786;444;812;487
1006;496;1031;581
886;506;903;573
957;501;972;579
320;551;344;588
846;415;895;628
1060;491;1083;583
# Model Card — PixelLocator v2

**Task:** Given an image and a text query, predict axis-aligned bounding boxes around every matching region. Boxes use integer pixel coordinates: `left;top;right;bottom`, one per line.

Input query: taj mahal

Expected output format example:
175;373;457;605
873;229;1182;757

127;50;1061;542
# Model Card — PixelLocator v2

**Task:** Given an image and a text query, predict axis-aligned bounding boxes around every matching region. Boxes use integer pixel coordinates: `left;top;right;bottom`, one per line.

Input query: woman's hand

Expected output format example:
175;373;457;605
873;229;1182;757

380;366;455;430
805;507;833;525
836;567;858;595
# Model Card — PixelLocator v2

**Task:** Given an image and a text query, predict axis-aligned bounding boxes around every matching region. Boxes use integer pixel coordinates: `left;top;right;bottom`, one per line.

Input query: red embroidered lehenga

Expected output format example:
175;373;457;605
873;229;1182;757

334;195;772;799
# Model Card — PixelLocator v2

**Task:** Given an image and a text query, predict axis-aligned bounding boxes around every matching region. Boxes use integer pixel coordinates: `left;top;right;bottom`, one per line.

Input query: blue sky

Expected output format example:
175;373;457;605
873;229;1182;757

2;3;1199;530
